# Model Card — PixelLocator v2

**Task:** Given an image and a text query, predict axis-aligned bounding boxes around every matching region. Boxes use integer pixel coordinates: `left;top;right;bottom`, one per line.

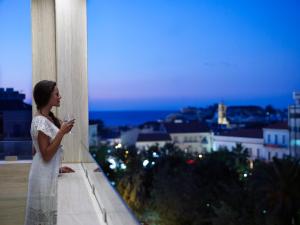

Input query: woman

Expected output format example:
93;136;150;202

24;80;75;225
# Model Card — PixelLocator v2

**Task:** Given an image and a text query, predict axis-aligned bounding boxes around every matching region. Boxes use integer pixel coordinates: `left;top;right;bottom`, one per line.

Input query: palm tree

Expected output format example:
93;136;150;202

249;158;300;225
231;143;250;179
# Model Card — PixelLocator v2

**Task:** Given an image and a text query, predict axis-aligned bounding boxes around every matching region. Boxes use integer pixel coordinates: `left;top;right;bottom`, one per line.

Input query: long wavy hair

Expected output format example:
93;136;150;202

33;80;61;128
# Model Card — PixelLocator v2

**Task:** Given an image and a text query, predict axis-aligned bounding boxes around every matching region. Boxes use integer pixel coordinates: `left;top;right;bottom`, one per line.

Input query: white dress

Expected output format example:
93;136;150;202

24;115;63;225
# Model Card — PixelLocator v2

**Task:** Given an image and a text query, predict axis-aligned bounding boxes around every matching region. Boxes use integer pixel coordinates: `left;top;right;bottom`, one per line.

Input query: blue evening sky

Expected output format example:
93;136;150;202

1;0;300;110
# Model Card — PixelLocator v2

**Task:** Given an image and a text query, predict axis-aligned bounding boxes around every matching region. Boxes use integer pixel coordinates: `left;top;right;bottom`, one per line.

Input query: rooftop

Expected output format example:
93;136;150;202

216;128;263;139
264;121;288;130
137;133;172;142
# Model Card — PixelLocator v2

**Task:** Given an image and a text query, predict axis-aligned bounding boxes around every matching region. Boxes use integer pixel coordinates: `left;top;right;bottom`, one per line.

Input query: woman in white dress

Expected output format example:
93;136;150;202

24;80;75;225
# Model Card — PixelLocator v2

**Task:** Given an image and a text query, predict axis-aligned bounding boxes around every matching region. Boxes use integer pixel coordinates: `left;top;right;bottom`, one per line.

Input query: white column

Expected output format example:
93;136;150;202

31;0;57;114
31;0;89;162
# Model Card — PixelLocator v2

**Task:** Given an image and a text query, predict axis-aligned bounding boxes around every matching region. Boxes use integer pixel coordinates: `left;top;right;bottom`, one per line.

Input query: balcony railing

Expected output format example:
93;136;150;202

0;139;140;225
80;140;141;225
264;143;288;148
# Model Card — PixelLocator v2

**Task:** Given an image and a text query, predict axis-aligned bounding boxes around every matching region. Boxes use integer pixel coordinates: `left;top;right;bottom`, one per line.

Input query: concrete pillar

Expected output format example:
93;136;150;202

31;0;88;162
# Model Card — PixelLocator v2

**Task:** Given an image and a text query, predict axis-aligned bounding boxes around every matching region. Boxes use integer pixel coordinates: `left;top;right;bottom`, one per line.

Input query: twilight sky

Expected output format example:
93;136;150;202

1;0;300;110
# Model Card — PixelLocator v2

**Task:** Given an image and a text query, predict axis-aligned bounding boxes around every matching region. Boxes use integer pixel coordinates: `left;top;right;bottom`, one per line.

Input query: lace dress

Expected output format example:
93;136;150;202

24;115;63;225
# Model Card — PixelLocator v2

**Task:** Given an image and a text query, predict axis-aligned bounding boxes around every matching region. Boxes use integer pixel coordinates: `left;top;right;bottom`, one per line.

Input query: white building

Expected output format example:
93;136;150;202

121;121;166;147
213;129;265;160
164;121;212;153
289;91;300;158
213;123;291;161
121;128;140;147
263;122;290;160
88;124;98;147
135;133;172;150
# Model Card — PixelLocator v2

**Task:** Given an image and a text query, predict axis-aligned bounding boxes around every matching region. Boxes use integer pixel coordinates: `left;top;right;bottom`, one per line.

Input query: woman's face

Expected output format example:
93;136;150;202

49;86;61;107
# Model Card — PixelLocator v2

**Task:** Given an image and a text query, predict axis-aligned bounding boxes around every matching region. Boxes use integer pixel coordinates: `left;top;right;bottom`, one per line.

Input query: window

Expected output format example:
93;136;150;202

282;135;286;145
248;148;252;156
268;152;271;160
174;136;178;142
257;149;260;158
184;136;188;142
201;137;208;144
267;134;271;143
274;134;278;145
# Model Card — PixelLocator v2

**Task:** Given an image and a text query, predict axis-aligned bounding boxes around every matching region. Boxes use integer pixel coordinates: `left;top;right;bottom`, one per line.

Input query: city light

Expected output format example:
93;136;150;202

249;160;254;169
107;157;117;169
115;143;122;149
153;152;159;158
120;163;127;170
143;160;149;167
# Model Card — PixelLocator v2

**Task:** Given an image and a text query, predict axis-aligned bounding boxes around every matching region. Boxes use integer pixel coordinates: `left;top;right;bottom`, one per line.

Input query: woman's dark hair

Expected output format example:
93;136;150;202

33;80;61;128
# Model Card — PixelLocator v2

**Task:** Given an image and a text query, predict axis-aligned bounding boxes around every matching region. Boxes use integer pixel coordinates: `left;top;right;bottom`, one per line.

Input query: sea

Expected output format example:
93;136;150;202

89;110;176;127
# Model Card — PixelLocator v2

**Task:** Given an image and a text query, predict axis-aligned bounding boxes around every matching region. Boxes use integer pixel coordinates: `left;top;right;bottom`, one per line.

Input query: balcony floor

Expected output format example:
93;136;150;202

0;162;105;225
0;162;31;225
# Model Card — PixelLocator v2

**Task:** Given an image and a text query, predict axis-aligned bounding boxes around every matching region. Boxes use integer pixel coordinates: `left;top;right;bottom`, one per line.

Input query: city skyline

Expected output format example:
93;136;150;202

1;0;300;110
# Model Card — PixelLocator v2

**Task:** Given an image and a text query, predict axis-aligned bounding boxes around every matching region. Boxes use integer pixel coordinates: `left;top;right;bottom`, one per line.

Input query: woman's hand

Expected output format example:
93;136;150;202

59;166;75;173
59;119;75;135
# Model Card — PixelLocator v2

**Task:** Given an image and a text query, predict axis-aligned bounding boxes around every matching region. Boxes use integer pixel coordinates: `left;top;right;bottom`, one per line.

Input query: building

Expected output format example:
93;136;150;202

121;128;140;147
136;133;172;150
101;131;121;146
218;103;229;126
263;122;290;160
289;92;300;158
213;105;266;127
121;121;165;147
213;128;264;160
164;121;212;153
88;123;98;147
213;122;291;161
0;88;32;160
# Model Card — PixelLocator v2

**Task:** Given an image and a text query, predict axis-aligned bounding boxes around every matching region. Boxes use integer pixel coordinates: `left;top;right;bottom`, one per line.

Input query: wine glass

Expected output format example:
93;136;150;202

63;113;75;134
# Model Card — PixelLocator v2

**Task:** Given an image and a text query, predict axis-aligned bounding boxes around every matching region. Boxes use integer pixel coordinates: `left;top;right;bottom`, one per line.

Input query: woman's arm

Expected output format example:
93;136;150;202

38;120;74;162
38;130;64;162
59;118;63;127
